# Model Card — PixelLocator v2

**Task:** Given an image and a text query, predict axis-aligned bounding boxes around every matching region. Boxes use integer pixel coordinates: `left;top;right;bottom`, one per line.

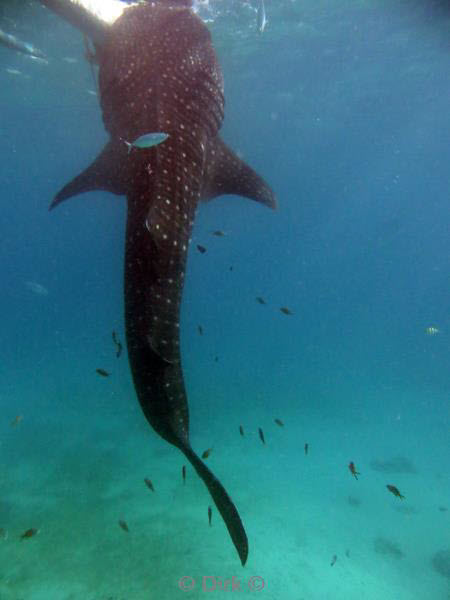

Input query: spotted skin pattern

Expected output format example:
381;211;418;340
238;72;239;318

50;1;275;565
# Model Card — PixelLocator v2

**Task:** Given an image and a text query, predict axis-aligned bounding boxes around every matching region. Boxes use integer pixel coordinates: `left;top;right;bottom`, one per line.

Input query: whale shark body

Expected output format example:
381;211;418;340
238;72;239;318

49;0;275;565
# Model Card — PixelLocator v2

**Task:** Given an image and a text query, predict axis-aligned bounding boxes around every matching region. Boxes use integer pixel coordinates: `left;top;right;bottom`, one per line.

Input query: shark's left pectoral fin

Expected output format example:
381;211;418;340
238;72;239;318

50;141;128;210
202;136;276;209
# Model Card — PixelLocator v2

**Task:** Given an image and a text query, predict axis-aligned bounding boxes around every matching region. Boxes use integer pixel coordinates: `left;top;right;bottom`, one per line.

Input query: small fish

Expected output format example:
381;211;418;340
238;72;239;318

118;520;129;533
330;554;337;567
0;528;8;540
20;528;38;540
28;55;49;66
144;478;155;492
304;443;309;455
208;506;212;526
198;325;203;336
425;326;440;336
212;230;225;237
96;368;109;377
348;462;360;480
196;244;207;254
11;415;23;427
214;356;219;362
0;29;45;60
182;465;186;485
256;297;266;305
122;132;169;153
229;266;233;271
257;0;267;34
239;425;244;437
202;448;213;459
274;418;284;427
280;307;293;315
345;549;350;558
386;484;405;499
112;330;123;358
258;427;265;445
24;281;49;296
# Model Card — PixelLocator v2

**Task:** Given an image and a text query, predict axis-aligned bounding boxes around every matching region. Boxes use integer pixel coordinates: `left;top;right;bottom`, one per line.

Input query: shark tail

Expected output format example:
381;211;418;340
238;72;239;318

181;444;248;566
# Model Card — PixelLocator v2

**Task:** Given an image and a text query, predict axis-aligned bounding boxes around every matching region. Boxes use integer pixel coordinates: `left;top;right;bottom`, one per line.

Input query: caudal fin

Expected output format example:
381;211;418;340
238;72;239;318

181;444;248;566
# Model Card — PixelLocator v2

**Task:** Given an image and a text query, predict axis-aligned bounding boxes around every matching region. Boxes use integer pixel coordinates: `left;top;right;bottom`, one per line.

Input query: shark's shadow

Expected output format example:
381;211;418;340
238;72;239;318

50;1;275;565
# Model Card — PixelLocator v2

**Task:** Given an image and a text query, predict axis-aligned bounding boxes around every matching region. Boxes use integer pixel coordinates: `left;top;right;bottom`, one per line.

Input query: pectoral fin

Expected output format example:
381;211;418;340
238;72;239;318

202;136;276;209
50;141;129;210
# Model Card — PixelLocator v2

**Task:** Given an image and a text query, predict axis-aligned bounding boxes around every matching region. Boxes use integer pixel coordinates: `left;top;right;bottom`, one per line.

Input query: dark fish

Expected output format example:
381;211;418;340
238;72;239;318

20;528;38;539
118;519;129;532
304;443;309;455
280;307;293;315
198;325;203;336
112;330;123;358
239;425;244;437
197;244;207;254
50;1;276;566
348;462;360;480
330;554;337;567
274;418;284;427
208;506;212;527
256;297;266;305
229;266;233;271
202;448;213;459
214;356;219;362
386;484;405;499
258;428;265;445
144;478;155;492
182;465;186;485
96;368;109;377
212;230;225;236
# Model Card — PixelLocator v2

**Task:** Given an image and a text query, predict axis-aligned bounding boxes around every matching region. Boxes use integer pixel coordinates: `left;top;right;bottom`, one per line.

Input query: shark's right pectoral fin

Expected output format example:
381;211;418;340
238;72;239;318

50;141;128;210
202;135;277;210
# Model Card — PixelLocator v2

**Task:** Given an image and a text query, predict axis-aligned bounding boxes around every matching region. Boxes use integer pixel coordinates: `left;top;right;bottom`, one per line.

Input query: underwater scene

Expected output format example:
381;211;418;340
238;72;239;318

0;0;449;599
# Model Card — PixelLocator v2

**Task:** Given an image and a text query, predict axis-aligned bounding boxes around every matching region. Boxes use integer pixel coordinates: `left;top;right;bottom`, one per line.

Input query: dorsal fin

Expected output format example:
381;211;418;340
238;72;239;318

202;136;276;209
49;141;128;210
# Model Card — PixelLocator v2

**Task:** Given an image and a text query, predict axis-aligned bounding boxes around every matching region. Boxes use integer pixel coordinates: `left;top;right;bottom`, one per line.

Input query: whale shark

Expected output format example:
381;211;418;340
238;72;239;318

47;0;275;565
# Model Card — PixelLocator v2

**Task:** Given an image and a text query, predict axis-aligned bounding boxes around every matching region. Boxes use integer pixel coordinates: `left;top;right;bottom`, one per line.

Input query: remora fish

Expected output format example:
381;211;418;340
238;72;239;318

48;0;275;566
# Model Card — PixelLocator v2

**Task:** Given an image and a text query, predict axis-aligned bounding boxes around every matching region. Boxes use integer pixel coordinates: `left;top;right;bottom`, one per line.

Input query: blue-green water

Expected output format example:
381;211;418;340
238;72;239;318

0;1;449;599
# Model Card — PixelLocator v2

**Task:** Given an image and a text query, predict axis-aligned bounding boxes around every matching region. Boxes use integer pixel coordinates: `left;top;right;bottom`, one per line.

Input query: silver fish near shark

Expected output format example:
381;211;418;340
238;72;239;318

257;0;267;34
0;28;46;59
122;132;169;153
47;0;276;565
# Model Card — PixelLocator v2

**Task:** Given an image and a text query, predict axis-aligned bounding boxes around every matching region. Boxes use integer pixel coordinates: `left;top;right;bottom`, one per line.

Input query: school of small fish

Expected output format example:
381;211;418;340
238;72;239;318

195;232;295;317
3;403;423;563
